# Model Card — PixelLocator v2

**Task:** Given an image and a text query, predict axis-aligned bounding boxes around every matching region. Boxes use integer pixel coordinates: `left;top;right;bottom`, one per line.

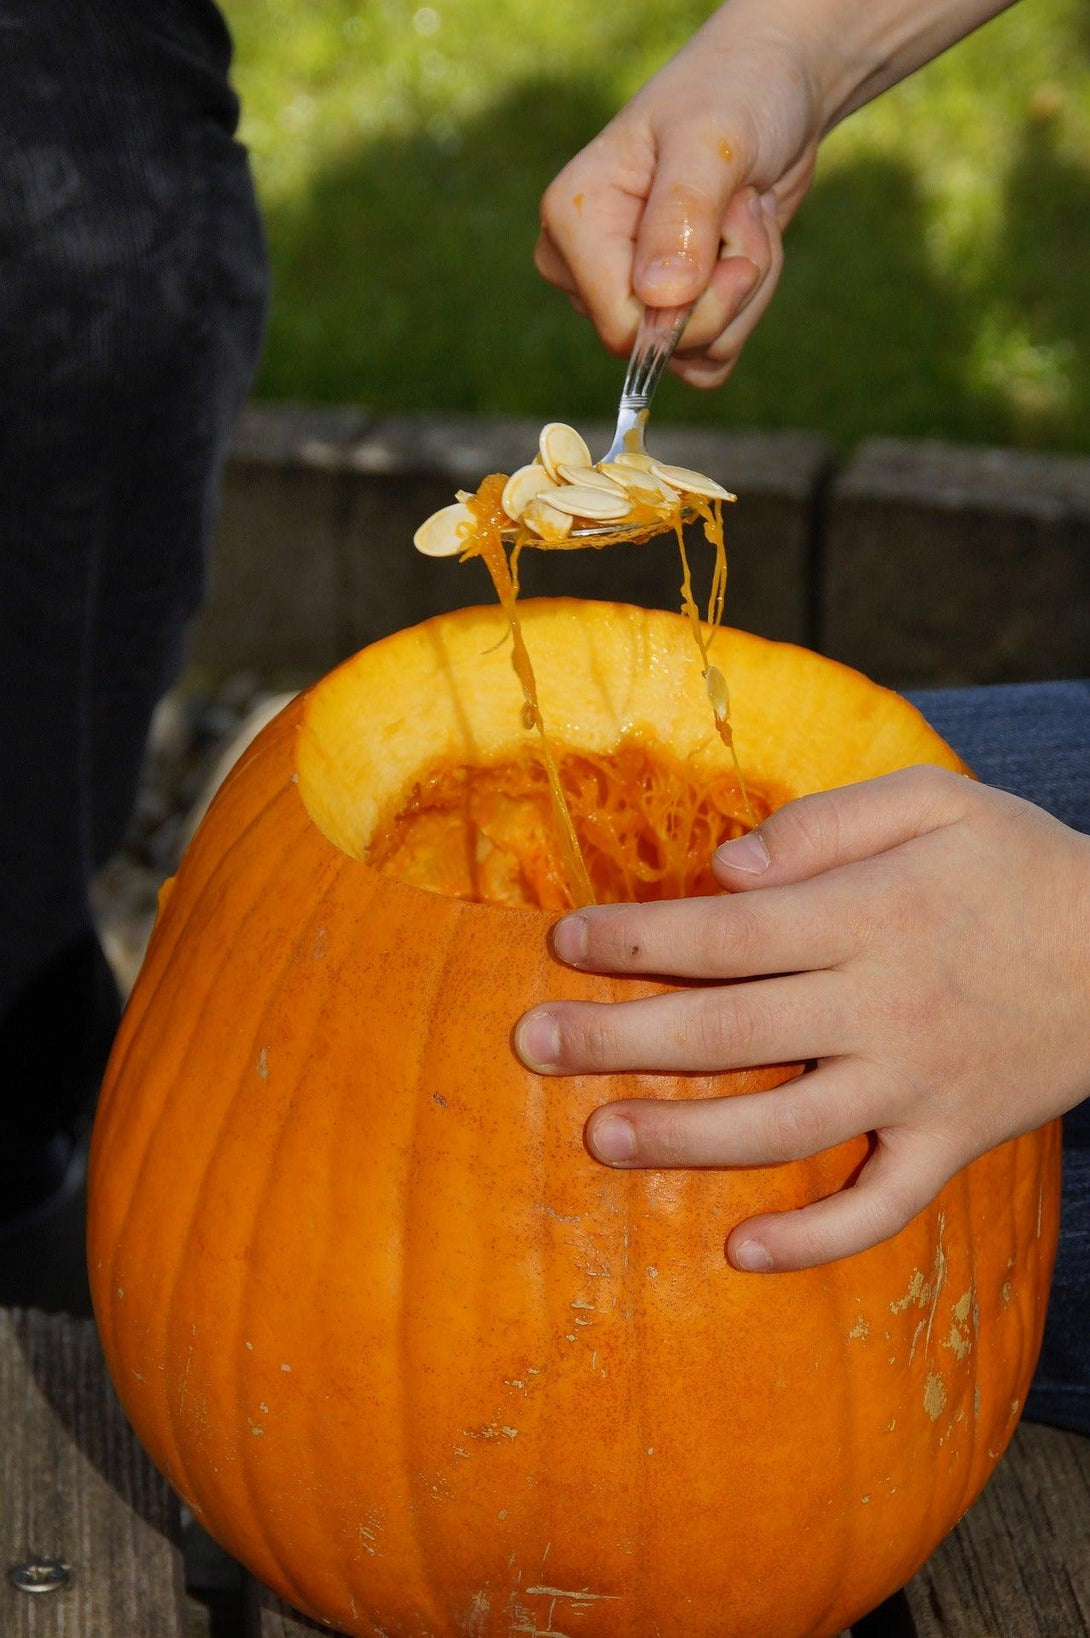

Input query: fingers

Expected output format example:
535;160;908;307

584;1058;889;1170
538;122;780;367
726;1131;957;1271
666;185;776;352
537;145;648;356
514;970;850;1076
713;766;975;893
550;872;862;980
632;124;747;308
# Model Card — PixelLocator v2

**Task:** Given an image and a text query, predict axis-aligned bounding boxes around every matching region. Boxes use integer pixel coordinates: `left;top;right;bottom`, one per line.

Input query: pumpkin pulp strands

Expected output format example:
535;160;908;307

459;480;753;906
468;478;595;908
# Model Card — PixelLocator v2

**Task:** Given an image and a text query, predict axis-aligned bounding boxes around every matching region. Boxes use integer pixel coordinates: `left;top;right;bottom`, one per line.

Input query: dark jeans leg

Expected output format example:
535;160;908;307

907;681;1090;1436
0;0;267;1146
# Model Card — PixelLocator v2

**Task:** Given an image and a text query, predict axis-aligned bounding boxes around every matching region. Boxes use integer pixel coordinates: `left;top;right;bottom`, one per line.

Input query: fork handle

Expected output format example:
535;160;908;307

620;302;696;409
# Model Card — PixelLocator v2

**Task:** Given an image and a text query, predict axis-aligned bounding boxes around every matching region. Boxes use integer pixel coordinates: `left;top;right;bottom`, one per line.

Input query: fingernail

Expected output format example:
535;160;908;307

746;187;763;222
515;1010;561;1071
589;1115;637;1164
551;912;589;965
715;830;770;874
637;250;697;296
733;1239;774;1272
759;189;778;220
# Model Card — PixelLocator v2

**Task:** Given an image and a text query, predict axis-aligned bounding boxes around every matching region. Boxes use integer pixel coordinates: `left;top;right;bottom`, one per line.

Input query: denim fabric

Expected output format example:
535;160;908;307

908;682;1090;1434
0;1;267;1134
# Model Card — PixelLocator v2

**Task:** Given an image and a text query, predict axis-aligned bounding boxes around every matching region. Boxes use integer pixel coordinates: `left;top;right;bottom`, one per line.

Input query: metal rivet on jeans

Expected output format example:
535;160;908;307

10;1558;71;1594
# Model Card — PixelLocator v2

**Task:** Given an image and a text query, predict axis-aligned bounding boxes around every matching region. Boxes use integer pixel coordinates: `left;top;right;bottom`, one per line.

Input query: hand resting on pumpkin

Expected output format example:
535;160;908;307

514;767;1090;1270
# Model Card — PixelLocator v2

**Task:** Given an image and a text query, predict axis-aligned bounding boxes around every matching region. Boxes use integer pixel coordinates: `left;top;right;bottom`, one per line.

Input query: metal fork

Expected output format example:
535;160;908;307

601;301;696;464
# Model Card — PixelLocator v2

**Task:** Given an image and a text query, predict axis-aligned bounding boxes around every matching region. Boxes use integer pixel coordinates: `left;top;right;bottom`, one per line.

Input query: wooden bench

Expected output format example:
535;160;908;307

2;1307;1087;1637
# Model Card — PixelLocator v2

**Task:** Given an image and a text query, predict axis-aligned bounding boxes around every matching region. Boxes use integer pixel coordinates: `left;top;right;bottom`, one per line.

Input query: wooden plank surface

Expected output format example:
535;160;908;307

247;1579;330;1635
249;1424;1090;1637
0;1307;186;1637
908;1419;1090;1637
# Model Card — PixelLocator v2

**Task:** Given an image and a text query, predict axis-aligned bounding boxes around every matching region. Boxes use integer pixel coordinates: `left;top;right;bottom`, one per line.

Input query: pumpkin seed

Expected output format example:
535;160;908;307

705;665;730;723
539;422;592;481
650;462;737;502
556;464;626;495
541;485;632;522
605;467;680;505
413;501;476;558
502;463;558;521
522;496;574;542
611;451;658;473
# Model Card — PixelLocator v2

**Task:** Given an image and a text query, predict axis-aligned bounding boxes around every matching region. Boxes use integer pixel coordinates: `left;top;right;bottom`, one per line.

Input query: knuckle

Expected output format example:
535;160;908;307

539;176;572;234
865;1168;927;1244
692;997;736;1063
897;763;969;814
702;992;761;1063
642;1106;693;1166
720;897;765;972
775;792;841;866
766;1094;825;1163
577;1007;621;1071
598;910;649;968
692;903;738;973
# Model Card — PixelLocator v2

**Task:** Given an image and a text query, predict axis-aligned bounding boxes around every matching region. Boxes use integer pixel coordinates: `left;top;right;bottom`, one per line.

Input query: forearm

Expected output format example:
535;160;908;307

700;0;1018;132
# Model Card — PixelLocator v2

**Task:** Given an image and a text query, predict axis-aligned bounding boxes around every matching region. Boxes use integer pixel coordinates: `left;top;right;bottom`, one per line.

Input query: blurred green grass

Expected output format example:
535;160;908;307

222;0;1090;451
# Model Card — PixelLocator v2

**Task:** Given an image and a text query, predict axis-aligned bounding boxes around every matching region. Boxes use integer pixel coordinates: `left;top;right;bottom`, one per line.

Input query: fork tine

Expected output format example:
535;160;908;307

607;302;695;463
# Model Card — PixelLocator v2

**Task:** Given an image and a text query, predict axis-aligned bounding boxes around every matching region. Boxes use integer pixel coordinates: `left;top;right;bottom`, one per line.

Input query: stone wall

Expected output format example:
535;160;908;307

194;404;1090;690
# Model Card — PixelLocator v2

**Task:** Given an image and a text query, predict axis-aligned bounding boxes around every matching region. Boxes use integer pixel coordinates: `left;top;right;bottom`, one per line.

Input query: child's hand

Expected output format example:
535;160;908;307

514;769;1090;1270
534;10;821;387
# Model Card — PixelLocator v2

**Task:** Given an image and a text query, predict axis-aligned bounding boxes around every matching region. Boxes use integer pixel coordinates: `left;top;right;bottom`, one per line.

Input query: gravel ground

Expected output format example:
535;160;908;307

92;676;296;998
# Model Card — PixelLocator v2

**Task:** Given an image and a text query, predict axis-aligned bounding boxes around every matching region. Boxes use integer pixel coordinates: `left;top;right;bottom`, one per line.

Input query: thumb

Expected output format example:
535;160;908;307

713;765;975;891
634;126;745;307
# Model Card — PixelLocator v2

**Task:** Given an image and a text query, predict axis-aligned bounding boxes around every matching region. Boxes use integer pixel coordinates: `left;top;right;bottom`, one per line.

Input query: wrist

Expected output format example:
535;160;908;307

706;0;1016;135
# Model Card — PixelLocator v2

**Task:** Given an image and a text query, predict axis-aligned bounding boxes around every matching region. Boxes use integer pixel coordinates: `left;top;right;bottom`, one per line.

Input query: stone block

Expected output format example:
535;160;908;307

193;403;371;681
824;439;1090;688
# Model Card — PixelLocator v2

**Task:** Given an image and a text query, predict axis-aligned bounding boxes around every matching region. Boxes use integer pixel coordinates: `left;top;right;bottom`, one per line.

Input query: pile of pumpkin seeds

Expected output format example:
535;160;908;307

413;421;735;557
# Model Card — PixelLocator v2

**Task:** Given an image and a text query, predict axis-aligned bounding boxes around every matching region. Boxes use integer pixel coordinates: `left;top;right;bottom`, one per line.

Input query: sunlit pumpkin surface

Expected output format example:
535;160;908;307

88;601;1061;1638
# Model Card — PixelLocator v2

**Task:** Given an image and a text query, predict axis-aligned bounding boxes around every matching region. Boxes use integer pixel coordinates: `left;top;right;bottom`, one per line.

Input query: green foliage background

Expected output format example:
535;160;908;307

222;0;1090;451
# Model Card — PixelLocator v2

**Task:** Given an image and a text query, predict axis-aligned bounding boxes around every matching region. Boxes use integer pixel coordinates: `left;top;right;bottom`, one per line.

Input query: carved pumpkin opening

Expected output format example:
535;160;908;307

366;741;775;908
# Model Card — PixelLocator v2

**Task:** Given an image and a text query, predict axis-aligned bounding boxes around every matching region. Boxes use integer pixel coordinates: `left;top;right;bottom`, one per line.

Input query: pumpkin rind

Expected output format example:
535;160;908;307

87;600;1059;1638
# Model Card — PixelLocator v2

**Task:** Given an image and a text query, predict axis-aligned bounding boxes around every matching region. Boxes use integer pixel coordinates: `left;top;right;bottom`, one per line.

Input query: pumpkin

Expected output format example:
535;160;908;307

87;599;1059;1638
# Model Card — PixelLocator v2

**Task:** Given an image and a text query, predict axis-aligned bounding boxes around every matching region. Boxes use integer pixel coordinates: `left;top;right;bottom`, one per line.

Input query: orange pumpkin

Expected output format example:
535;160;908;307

87;600;1059;1638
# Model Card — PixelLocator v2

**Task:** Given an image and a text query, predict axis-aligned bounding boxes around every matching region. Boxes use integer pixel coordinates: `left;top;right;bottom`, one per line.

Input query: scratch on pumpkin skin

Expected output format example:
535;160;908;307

256;1046;269;1080
943;1288;974;1362
923;1372;947;1422
465;1588;490;1636
537;1204;581;1225
890;1270;927;1314
922;1216;948;1352
179;1343;195;1414
848;1316;870;1341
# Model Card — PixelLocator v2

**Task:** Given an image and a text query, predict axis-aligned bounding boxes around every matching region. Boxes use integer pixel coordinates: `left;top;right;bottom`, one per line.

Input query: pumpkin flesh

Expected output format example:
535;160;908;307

87;599;1060;1638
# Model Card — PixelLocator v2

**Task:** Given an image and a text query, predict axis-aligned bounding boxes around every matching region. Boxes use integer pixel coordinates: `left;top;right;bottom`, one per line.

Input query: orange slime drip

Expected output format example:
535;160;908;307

450;475;751;908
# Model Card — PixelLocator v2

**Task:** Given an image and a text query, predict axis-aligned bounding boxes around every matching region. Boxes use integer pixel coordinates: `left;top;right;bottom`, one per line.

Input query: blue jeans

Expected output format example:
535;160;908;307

908;682;1090;1436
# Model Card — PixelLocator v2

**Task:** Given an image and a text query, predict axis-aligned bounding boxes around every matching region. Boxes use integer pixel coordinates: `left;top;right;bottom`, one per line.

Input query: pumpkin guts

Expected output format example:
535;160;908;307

412;422;754;907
